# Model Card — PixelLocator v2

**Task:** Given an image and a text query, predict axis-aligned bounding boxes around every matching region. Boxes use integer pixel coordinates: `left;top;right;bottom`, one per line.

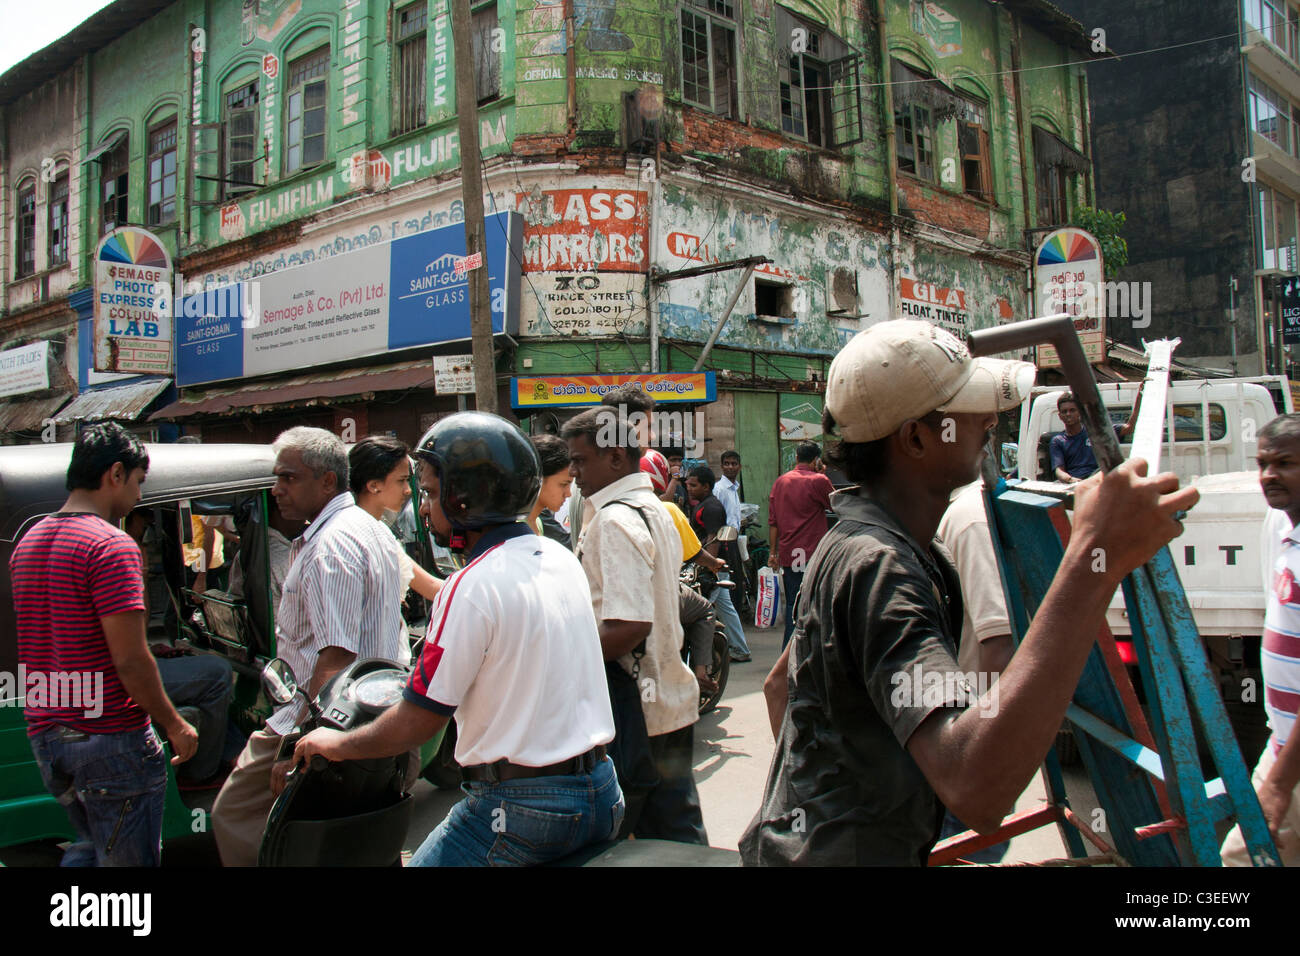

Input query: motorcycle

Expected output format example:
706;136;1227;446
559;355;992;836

682;523;739;714
258;656;414;866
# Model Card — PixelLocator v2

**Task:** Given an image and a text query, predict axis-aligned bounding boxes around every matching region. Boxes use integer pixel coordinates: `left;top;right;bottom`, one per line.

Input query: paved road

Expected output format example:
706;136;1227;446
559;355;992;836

0;621;1102;867
404;619;1099;864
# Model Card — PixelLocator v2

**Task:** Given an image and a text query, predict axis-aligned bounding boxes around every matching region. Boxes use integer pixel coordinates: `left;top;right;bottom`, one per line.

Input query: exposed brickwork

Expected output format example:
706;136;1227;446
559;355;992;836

898;176;993;237
673;108;789;157
512;134;572;158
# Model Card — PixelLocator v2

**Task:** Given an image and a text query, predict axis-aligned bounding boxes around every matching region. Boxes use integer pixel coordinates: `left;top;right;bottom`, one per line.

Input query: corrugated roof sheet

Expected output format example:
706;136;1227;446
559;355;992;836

53;378;172;425
0;394;72;433
149;360;435;421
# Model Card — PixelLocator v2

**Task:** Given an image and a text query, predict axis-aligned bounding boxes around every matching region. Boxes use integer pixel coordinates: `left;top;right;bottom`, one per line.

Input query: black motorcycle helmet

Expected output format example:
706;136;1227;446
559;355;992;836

412;412;541;539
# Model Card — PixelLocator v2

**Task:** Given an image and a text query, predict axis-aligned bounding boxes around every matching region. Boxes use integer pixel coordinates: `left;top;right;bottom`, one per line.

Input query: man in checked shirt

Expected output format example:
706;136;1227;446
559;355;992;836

212;426;408;866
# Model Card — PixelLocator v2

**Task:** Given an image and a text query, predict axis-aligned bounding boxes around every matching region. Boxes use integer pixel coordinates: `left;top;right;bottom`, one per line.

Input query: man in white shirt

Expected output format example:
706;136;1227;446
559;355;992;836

297;412;621;866
212;426;409;866
714;449;750;616
564;405;708;844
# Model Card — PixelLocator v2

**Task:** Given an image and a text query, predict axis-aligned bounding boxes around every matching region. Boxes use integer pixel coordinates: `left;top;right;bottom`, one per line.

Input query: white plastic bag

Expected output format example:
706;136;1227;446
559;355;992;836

755;566;781;629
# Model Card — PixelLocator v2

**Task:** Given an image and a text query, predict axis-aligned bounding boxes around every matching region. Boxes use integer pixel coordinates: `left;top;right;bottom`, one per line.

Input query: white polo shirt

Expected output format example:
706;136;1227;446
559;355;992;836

404;524;614;767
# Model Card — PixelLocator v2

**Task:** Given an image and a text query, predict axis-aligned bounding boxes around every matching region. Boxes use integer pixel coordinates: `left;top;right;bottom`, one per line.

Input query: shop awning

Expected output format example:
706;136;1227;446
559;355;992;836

0;393;71;433
1032;125;1089;175
54;377;172;425
149;360;436;421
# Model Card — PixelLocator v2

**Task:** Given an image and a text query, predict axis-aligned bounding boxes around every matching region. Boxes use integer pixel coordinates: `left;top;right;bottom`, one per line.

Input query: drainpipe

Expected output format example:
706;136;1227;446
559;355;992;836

876;0;899;319
648;179;661;371
565;0;577;135
1010;14;1032;236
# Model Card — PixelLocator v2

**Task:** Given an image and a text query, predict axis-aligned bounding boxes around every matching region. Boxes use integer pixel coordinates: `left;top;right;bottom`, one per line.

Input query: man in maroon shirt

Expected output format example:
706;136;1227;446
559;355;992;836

768;441;835;647
11;423;196;866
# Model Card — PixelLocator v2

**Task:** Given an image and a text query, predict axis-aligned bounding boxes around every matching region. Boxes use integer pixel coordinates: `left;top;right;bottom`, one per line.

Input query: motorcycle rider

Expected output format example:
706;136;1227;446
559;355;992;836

295;412;622;866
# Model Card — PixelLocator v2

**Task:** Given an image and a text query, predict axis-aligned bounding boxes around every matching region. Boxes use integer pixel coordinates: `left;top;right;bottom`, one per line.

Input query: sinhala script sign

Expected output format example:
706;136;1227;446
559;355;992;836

94;227;174;374
1033;227;1105;368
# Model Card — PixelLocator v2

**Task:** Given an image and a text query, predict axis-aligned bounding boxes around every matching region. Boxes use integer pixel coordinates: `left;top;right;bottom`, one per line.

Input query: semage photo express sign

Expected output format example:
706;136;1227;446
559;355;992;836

176;211;523;387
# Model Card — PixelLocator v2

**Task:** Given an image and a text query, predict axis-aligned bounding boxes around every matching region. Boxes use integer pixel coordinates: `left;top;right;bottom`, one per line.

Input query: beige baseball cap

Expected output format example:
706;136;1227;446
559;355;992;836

825;320;1036;442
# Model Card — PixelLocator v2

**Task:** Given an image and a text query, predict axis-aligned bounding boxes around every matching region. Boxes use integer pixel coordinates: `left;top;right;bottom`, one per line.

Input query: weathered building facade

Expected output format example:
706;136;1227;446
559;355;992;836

1058;0;1279;376
1;0;1096;505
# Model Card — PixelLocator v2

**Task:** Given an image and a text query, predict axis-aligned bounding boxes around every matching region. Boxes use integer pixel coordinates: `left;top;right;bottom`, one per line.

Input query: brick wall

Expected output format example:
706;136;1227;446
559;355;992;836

673;108;790;157
898;176;992;237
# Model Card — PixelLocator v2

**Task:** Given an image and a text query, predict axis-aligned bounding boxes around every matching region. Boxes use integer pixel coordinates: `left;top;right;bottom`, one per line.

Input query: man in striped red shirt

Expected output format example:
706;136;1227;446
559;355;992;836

11;422;197;866
1224;413;1300;865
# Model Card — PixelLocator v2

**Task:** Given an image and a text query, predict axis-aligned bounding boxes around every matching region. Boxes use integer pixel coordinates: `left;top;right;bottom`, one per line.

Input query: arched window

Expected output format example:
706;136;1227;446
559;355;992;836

49;172;69;266
148;117;178;226
285;44;330;173
15;177;36;278
99;132;130;236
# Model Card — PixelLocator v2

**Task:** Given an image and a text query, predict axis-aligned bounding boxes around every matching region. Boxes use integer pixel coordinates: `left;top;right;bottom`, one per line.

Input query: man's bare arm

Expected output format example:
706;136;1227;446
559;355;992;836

308;646;357;699
102;610;197;764
764;643;792;740
978;635;1015;677
907;459;1198;833
409;564;443;600
600;620;652;661
296;698;447;764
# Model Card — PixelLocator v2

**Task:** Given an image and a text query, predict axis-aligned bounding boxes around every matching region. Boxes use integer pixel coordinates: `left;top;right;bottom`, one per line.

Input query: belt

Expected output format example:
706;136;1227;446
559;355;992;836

462;745;607;784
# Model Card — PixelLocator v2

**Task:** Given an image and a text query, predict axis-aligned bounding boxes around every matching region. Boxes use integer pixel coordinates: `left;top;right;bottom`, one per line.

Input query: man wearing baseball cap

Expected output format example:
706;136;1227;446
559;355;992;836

740;319;1198;866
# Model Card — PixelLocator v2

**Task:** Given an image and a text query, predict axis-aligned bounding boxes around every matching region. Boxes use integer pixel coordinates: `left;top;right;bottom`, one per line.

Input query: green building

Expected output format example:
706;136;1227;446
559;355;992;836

1;0;1096;512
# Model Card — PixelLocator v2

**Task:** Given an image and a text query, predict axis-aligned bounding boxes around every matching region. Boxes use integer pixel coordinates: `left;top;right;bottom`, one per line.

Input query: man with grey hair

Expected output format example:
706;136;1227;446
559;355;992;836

212;426;409;865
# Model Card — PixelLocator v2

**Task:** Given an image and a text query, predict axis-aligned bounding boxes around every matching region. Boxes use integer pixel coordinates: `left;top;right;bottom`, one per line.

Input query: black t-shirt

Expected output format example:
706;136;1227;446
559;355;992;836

689;496;727;542
739;487;968;866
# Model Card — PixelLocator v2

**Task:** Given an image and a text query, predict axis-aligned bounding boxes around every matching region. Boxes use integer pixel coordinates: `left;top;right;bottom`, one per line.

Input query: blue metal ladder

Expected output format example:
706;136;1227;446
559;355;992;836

961;316;1280;866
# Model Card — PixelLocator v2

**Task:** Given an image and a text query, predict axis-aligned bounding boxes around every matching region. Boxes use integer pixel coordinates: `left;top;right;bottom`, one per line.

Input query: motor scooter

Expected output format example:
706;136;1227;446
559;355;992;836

258;657;414;866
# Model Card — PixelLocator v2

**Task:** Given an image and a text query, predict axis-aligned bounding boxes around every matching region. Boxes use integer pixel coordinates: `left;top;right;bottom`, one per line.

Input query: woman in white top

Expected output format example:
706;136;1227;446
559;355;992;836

349;436;442;600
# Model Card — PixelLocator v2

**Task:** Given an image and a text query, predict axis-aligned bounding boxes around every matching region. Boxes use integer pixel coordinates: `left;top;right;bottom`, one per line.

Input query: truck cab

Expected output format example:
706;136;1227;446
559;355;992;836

1017;376;1290;485
1014;375;1293;763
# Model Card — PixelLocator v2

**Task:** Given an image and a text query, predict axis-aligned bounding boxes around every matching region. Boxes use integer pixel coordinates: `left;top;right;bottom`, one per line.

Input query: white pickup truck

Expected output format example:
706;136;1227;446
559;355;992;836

1016;376;1294;758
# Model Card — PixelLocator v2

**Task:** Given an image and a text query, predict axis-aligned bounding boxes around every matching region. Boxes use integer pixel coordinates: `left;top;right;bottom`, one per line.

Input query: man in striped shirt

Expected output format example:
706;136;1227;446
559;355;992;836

1224;413;1300;865
12;422;198;866
212;427;408;866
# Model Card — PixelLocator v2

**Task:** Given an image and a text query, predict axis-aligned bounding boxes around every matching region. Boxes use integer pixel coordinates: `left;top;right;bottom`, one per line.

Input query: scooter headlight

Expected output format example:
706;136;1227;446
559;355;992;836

352;670;406;712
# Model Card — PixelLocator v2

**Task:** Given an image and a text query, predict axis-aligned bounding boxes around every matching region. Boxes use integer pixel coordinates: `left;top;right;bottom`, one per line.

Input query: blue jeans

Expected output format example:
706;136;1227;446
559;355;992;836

156;654;235;781
782;568;805;648
29;724;168;867
710;572;750;658
409;755;624;866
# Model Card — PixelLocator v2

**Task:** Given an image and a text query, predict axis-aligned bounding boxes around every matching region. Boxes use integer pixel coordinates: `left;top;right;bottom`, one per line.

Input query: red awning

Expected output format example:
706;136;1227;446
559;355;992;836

149;360;435;420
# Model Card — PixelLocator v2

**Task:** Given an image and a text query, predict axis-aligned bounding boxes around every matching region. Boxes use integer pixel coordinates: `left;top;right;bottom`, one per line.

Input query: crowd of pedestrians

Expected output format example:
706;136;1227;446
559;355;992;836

11;316;1231;868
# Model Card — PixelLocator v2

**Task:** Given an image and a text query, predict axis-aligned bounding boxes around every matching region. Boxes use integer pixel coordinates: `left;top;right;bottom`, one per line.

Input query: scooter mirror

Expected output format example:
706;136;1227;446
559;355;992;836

715;525;738;543
262;658;299;705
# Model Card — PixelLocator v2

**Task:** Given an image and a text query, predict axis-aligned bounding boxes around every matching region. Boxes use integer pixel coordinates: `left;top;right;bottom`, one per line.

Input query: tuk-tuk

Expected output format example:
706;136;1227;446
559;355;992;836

0;441;444;853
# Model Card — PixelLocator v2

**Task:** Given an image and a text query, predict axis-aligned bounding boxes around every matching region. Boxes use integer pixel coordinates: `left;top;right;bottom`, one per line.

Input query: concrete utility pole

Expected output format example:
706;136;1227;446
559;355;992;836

451;0;497;413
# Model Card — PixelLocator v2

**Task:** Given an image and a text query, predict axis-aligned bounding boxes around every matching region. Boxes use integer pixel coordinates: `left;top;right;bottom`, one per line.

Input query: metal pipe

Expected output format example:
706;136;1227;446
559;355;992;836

968;313;1122;472
693;263;757;372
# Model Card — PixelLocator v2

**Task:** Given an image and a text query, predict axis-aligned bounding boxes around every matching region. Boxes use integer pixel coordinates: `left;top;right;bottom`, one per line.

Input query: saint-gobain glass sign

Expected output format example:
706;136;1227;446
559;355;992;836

177;211;523;386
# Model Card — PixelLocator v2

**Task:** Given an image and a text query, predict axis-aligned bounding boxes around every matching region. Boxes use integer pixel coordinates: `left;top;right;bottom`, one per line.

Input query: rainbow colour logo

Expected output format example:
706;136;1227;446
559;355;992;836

97;228;171;269
1035;228;1098;266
